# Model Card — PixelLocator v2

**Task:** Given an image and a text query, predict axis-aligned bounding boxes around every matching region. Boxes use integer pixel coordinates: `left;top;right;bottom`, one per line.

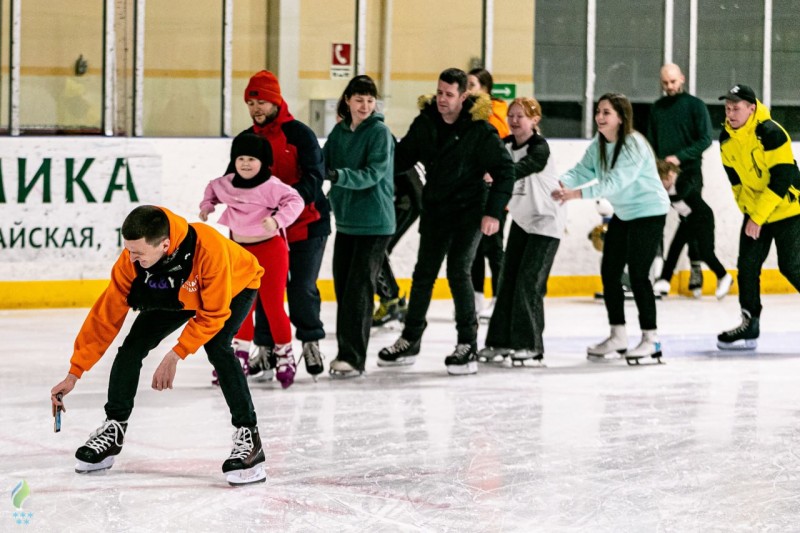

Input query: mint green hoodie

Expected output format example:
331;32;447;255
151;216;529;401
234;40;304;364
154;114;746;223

324;112;396;235
560;131;669;221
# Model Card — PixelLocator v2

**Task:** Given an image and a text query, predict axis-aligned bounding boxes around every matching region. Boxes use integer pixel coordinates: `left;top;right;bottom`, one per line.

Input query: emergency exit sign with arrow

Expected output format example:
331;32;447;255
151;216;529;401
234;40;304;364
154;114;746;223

491;83;516;100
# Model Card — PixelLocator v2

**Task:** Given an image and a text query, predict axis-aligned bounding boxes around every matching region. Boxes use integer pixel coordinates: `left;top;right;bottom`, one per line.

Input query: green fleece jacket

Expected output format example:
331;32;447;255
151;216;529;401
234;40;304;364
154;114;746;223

324;112;396;236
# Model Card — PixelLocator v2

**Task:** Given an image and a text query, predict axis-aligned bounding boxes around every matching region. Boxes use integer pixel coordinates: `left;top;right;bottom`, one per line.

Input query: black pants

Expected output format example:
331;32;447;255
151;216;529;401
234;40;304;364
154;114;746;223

471;210;507;295
602;214;666;330
660;196;726;281
375;195;421;300
105;288;258;428
737;215;800;318
485;222;559;354
254;235;327;345
333;233;391;370
402;217;483;346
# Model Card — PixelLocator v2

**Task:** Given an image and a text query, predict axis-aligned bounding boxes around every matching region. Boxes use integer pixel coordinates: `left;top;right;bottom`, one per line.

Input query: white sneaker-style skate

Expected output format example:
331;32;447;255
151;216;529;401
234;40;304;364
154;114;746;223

653;279;670;296
510;349;545;368
587;325;628;361
715;273;733;300
625;330;664;365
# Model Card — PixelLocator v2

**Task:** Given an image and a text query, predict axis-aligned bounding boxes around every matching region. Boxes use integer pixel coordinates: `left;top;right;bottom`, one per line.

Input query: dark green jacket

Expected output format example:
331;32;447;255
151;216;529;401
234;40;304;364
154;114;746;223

324;113;396;236
395;93;514;225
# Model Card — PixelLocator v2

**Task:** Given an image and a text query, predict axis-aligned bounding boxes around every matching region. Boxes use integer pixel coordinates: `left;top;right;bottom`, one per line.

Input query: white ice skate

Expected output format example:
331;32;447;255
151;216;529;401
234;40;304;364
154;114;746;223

587;325;627;361
625;330;664;365
715;273;733;300
329;359;364;379
653;279;670;296
510;349;545;368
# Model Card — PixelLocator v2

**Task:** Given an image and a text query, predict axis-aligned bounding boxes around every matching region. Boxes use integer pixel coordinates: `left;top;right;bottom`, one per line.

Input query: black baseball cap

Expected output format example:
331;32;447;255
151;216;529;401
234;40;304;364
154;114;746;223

718;84;757;105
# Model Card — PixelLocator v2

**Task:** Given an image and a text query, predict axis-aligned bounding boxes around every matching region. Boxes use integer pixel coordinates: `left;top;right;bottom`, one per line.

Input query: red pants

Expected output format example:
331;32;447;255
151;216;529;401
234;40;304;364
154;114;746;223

236;237;291;345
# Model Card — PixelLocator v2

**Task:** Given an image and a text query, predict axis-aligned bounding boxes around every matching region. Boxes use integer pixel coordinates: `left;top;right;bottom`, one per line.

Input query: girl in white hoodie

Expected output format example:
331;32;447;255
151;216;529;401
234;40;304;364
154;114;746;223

478;97;565;366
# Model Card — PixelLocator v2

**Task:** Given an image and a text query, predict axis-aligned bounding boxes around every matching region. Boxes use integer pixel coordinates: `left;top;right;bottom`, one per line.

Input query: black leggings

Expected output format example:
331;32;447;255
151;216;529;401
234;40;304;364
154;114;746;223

602;214;666;330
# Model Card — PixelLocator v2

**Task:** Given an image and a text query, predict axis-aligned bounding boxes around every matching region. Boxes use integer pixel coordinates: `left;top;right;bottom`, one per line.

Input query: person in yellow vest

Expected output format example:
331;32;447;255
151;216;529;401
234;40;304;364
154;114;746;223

716;84;800;351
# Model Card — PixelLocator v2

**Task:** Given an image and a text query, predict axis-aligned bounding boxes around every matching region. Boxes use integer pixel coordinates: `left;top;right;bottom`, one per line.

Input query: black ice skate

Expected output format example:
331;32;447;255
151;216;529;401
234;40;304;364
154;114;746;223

510;349;545;368
74;419;128;473
476;346;512;364
717;310;759;351
444;344;478;375
302;341;325;381
248;345;276;382
222;426;266;486
377;337;421;367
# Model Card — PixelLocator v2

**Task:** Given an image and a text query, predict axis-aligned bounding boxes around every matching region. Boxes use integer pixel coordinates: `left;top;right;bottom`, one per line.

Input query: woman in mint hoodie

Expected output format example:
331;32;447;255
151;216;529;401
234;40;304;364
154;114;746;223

552;93;669;364
324;75;396;377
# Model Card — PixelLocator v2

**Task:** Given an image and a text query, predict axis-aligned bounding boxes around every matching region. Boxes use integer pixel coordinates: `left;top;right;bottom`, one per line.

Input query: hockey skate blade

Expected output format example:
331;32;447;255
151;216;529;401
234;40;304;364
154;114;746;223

75;456;115;474
376;355;417;368
716;339;757;351
477;354;510;365
226;464;266;486
446;361;478;376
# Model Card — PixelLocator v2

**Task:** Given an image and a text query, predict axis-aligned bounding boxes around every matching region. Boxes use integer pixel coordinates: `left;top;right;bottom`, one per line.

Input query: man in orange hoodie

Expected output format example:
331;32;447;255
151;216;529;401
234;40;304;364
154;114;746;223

50;205;267;485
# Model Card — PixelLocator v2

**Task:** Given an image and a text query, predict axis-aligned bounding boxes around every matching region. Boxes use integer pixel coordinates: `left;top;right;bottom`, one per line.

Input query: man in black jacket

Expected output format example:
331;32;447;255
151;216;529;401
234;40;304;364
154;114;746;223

377;68;514;375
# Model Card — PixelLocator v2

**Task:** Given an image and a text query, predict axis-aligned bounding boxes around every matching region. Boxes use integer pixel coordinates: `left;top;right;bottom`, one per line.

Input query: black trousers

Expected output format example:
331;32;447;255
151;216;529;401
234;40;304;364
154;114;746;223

375;195;421;300
602;214;666;330
485;222;560;354
737;214;800;318
254;235;327;345
660;195;726;281
471;210;507;295
402;217;483;346
333;233;392;370
105;288;258;428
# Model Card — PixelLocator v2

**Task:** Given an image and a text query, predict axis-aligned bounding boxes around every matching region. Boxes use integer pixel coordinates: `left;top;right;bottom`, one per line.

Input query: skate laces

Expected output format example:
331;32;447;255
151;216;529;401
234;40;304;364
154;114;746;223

228;427;255;460
85;420;125;453
726;316;751;336
302;342;323;368
387;337;411;354
452;343;473;357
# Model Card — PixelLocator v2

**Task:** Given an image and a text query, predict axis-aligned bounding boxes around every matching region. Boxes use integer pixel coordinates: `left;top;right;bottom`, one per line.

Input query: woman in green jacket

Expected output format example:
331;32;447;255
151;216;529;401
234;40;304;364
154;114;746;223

324;75;396;377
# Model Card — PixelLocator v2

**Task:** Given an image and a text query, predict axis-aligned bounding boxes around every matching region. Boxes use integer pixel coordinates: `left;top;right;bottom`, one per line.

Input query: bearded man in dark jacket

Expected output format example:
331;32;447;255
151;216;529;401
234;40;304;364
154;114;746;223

377;67;514;375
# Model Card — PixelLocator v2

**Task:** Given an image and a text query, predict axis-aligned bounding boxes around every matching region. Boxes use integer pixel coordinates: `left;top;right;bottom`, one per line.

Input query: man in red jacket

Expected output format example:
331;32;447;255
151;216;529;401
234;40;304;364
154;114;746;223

235;70;331;380
50;206;266;485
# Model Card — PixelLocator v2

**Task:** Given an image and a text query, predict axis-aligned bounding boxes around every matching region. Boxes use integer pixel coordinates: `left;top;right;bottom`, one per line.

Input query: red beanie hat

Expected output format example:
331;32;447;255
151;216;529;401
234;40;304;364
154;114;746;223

244;70;283;105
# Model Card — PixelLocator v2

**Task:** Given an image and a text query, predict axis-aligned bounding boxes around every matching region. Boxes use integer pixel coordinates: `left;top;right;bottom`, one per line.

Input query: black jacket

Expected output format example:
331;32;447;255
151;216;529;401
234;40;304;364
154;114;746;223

395;93;514;223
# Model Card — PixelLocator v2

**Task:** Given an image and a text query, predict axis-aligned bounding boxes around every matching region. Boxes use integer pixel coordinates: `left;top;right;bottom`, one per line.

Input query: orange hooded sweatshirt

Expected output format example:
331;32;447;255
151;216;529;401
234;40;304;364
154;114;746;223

488;98;510;139
68;207;264;378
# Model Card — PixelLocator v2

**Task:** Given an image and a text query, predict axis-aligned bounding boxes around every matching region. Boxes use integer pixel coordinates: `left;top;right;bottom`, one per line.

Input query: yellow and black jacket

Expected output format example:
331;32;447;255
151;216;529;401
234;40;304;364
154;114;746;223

719;100;800;225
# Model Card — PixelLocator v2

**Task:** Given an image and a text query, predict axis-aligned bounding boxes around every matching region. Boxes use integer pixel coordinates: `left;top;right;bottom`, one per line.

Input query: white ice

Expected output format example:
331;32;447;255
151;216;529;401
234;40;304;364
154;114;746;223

3;294;800;532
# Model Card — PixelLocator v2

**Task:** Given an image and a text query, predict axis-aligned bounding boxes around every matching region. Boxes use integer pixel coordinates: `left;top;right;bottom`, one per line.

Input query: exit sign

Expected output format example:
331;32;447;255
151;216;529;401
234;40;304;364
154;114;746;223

491;83;516;100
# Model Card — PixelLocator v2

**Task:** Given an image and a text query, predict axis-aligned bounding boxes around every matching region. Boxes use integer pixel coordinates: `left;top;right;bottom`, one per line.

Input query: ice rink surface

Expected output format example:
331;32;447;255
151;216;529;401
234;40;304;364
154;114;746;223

3;294;800;532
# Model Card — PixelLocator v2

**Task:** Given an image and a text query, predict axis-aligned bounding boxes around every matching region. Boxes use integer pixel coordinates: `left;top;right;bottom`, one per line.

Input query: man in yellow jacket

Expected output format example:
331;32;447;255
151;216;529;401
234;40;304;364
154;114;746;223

49;205;267;485
717;84;800;350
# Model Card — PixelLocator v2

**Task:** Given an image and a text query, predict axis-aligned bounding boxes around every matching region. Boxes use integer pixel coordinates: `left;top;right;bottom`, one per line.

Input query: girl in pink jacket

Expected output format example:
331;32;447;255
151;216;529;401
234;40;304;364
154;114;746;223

200;133;304;388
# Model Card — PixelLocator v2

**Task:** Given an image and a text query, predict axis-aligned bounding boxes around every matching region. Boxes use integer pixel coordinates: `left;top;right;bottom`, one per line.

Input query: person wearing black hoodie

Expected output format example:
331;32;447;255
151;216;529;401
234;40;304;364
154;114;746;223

377;67;514;375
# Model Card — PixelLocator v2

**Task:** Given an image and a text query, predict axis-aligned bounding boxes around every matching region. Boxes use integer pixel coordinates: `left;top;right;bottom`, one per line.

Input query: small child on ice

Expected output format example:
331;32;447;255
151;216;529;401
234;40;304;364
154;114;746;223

200;133;304;388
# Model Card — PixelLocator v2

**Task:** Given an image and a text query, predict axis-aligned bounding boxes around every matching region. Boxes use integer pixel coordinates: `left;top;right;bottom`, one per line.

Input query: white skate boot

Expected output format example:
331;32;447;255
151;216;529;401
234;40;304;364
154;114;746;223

587;325;627;361
510;349;545;368
625;330;663;365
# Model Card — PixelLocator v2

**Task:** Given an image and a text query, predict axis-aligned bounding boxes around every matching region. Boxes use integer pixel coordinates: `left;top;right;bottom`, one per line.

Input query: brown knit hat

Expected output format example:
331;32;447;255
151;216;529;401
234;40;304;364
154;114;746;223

244;70;282;105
